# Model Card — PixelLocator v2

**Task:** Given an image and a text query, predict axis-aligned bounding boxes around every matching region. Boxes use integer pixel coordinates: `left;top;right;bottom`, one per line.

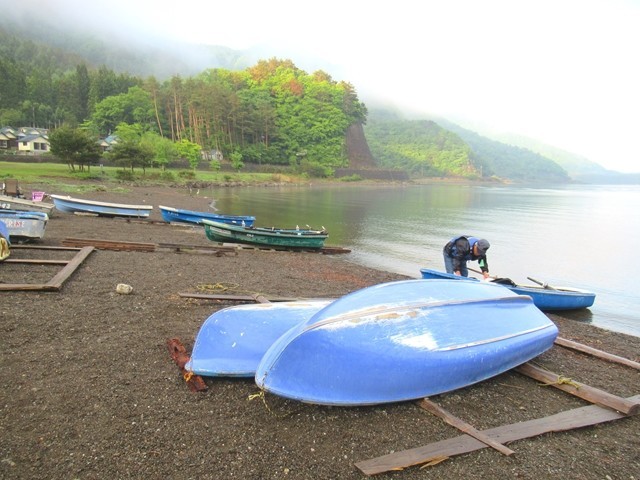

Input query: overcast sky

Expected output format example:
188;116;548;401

9;0;640;172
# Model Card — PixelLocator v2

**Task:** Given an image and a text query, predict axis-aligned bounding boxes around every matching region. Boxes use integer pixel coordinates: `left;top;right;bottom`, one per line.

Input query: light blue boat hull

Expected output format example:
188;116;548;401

159;205;255;227
419;268;595;311
49;194;153;218
0;209;48;240
186;300;331;377
255;279;558;406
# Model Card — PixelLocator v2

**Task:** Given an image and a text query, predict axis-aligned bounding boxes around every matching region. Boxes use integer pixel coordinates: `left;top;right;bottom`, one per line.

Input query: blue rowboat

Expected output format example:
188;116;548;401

49;194;153;218
158;205;255;227
255;279;558;406
186;300;331;377
203;219;328;249
419;268;595;311
0;209;48;241
0;220;10;261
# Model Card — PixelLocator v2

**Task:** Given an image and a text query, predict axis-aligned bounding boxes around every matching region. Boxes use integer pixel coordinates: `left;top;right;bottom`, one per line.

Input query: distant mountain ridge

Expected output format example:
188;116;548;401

3;14;635;183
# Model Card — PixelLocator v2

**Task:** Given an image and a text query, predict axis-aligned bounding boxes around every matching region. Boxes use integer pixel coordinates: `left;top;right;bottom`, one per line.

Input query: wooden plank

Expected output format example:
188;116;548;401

555;337;640;370
46;246;95;289
11;245;83;251
355;394;640;476
3;258;70;265
515;363;639;415
178;293;302;302
416;398;515;456
62;238;155;252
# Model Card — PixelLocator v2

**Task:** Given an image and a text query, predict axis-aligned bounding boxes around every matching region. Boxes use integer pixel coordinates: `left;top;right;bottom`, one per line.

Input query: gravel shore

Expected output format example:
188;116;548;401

1;184;638;479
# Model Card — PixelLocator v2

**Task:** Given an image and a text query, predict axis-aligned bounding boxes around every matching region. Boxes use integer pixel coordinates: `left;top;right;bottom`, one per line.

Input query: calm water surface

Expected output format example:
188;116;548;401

208;183;640;338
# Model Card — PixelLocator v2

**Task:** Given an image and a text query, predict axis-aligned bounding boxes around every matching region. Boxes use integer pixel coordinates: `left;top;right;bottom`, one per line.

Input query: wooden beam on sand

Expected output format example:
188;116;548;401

178;293;303;303
416;398;515;456
514;363;639;415
0;246;94;291
355;394;640;476
554;337;640;370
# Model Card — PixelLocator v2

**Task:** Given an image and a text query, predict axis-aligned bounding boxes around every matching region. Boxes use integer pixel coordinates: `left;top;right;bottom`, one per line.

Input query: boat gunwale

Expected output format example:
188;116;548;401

49;194;153;210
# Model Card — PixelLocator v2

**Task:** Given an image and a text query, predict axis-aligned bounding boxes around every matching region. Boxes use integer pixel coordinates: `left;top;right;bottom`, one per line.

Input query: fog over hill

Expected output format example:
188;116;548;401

2;4;638;183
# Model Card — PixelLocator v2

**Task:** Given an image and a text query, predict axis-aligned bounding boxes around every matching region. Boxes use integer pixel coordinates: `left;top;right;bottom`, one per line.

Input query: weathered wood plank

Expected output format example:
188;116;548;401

554;336;640;370
355;394;640;476
178;293;302;303
416;398;515;456
515;363;639;415
3;258;70;265
46;246;95;289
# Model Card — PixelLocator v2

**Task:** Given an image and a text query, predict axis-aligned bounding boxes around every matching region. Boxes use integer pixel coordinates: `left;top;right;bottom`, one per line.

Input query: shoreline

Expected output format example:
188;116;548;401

1;184;638;479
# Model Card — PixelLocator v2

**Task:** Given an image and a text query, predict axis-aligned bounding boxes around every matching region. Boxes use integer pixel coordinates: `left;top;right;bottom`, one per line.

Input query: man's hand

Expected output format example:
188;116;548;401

454;271;461;276
483;272;490;279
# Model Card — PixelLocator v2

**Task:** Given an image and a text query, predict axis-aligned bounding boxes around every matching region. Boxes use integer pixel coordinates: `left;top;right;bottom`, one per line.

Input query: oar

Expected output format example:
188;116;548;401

468;267;497;279
527;276;557;290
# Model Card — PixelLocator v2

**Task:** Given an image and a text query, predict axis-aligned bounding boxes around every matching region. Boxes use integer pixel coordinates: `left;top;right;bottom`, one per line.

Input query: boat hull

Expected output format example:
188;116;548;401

255;279;558;406
186;300;331;377
419;268;595;311
0;194;55;215
49;194;153;218
0;210;48;241
203;219;328;249
159;205;255;227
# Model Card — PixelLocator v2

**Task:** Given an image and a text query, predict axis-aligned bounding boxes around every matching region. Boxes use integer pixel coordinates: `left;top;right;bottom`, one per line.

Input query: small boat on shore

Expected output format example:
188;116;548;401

0;194;55;215
255;279;558;406
203;219;328;249
419;268;596;311
49;194;153;218
0;220;10;260
0;209;48;242
159;205;255;227
186;300;331;377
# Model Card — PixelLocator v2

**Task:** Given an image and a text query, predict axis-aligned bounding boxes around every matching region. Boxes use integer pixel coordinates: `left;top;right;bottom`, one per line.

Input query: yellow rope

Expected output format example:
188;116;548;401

540;375;581;389
196;282;240;292
247;389;298;418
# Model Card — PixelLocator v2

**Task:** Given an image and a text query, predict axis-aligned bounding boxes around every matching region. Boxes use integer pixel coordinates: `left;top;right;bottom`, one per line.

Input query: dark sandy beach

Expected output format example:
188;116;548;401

1;184;638;479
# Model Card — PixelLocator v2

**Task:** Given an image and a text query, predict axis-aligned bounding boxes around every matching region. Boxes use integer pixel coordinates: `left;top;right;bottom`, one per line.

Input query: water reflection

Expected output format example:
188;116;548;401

208;183;640;338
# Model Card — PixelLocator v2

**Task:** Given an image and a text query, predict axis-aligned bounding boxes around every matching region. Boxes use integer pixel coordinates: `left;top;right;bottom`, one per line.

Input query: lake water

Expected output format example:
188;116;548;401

208;183;640;338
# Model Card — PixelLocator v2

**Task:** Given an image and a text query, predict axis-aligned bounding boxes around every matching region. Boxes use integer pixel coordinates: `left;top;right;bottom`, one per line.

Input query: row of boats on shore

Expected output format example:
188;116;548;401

1;190;600;407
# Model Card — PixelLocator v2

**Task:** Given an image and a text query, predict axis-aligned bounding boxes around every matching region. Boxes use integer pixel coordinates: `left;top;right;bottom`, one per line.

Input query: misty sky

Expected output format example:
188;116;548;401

9;0;640;172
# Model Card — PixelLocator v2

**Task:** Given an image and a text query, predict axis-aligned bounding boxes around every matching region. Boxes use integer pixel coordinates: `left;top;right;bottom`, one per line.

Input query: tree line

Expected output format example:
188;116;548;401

1;29;367;175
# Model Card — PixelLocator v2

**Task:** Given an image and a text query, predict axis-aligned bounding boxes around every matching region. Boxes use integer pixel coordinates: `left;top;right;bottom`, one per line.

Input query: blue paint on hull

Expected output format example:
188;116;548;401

158;205;255;227
419;268;595;311
255;279;558;406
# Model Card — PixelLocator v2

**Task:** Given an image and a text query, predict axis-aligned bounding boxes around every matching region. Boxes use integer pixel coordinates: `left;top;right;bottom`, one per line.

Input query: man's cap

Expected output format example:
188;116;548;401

476;239;490;255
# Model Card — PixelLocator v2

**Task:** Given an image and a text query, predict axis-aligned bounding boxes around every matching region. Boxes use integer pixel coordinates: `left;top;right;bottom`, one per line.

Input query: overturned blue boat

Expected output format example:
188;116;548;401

186;300;331;377
419;268;595;311
255;279;558;406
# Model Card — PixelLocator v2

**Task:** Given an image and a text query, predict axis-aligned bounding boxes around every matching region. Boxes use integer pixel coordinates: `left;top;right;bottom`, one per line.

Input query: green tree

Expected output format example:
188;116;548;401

108;139;153;173
175;139;202;170
49;126;103;172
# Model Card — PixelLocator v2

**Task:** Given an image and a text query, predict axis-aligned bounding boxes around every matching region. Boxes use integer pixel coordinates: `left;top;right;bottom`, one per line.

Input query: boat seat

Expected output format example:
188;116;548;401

2;179;24;198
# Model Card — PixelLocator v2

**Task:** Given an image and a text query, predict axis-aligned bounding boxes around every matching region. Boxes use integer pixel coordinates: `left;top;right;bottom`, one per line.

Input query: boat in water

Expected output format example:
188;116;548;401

186;300;331;377
159;205;255;227
0;209;48;242
203;219;328;249
419;268;595;311
255;279;558;406
0;194;55;215
49;194;153;218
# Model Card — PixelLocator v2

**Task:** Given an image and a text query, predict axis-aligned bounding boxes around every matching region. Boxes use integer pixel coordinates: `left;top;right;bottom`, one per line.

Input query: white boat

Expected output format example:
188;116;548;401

49;194;153;218
0;194;55;215
0;209;48;241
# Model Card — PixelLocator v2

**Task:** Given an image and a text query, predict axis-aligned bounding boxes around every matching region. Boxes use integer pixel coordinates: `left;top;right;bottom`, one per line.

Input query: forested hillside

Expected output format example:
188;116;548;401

1;19;575;182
